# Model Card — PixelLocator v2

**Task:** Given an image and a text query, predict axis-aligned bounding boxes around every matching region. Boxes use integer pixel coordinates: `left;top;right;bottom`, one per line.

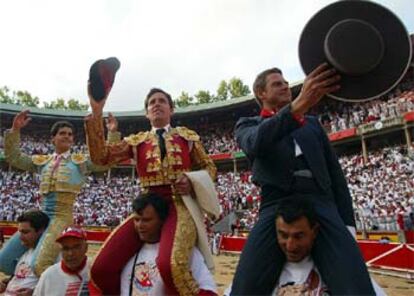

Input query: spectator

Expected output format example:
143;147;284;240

34;225;90;296
0;210;49;296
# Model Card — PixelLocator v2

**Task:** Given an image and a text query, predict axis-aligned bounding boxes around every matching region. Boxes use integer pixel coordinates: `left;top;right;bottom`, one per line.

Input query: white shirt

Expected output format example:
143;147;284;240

5;249;38;296
225;257;386;296
273;257;386;296
120;243;217;296
273;257;327;295
33;259;90;296
151;124;171;134
294;139;303;157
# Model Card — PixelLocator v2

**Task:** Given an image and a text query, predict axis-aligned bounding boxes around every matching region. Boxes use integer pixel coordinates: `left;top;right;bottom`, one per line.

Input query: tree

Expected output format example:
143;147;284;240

228;77;250;98
67;98;89;111
44;98;66;110
194;90;213;104
174;91;194;108
0;86;16;104
216;80;228;101
15;90;40;107
43;98;89;111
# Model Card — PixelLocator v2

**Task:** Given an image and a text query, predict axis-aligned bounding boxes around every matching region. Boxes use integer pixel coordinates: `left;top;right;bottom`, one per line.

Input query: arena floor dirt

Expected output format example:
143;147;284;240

1;244;413;295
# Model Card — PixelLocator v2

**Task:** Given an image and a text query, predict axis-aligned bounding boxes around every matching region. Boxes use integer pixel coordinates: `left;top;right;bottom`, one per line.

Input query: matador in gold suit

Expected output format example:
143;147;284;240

85;88;217;295
0;117;117;277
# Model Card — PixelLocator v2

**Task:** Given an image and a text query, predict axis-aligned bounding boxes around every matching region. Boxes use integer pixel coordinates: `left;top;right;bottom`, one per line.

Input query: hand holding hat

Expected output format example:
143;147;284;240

88;57;120;115
299;0;412;102
292;63;341;116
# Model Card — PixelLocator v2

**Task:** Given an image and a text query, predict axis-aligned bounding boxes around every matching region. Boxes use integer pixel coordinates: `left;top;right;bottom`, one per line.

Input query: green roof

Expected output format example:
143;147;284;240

0;95;256;118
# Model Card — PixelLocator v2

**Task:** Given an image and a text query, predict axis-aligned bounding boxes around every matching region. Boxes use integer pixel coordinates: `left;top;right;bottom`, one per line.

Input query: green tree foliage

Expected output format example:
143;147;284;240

216;80;228;101
43;98;66;110
228;77;250;98
174;91;194;108
43;98;88;110
0;87;41;107
15;90;40;107
0;85;88;111
176;77;250;107
0;86;15;104
67;98;89;110
195;90;213;104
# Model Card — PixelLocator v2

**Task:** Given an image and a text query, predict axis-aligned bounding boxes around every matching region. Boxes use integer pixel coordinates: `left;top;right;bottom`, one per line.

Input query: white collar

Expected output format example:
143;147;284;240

151;124;171;133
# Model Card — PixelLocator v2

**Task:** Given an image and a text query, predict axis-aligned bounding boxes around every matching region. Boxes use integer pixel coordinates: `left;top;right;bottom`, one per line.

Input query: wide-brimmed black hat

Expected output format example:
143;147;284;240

88;57;121;102
299;0;412;102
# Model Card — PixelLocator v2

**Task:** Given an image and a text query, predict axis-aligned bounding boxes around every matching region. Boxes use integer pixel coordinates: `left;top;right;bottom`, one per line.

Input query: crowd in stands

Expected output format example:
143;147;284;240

73;175;138;227
0;169;137;227
198;122;238;155
0;170;41;221
1;79;413;232
1;143;412;231
317;85;414;134
342;145;414;231
216;171;261;225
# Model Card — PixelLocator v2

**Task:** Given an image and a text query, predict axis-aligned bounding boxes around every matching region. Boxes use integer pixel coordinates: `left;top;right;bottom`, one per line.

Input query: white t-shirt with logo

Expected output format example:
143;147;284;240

273;257;386;296
5;249;38;296
120;243;217;296
273;256;328;295
33;259;90;296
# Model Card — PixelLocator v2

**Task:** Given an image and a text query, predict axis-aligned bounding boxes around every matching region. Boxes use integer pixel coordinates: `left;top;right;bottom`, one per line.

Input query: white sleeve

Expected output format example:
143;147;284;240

120;256;135;296
32;272;46;296
190;248;218;293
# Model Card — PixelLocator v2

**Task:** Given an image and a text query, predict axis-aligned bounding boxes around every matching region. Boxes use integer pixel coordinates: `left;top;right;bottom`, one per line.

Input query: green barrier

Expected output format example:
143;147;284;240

233;151;246;158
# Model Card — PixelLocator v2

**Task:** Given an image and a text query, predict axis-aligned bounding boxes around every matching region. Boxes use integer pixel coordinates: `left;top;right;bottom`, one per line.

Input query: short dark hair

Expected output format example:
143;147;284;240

144;88;174;110
50;121;75;137
253;68;283;106
17;210;50;232
132;192;169;221
275;198;317;227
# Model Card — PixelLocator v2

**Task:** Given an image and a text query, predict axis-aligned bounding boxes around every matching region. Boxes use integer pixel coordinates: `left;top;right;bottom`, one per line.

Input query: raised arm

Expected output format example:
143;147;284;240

236;63;340;160
84;114;120;172
84;113;132;166
84;85;131;166
4;110;38;173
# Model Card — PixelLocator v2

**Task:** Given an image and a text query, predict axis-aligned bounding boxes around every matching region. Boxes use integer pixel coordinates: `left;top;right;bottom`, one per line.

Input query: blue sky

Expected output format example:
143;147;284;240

0;0;413;111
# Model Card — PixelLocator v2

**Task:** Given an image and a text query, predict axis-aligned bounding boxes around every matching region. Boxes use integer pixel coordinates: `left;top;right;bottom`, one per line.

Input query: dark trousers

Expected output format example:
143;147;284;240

230;188;375;295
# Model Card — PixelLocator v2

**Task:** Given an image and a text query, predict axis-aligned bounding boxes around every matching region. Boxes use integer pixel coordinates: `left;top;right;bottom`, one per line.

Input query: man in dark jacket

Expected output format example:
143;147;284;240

231;64;375;295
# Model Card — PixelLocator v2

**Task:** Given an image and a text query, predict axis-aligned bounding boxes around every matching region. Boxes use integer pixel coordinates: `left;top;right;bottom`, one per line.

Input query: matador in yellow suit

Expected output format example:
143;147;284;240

85;87;218;295
0;111;118;277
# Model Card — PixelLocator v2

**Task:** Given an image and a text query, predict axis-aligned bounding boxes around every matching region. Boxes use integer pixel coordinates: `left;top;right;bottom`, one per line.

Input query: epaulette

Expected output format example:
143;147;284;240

71;153;88;164
32;155;53;166
124;131;150;146
174;126;200;141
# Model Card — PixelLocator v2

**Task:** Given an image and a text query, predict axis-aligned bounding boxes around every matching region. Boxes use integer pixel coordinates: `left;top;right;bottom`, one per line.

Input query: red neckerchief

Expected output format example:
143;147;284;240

260;107;306;126
61;257;87;280
260;108;278;118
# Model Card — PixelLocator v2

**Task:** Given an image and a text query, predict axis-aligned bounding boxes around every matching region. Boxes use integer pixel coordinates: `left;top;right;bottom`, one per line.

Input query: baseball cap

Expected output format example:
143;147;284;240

56;225;87;242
